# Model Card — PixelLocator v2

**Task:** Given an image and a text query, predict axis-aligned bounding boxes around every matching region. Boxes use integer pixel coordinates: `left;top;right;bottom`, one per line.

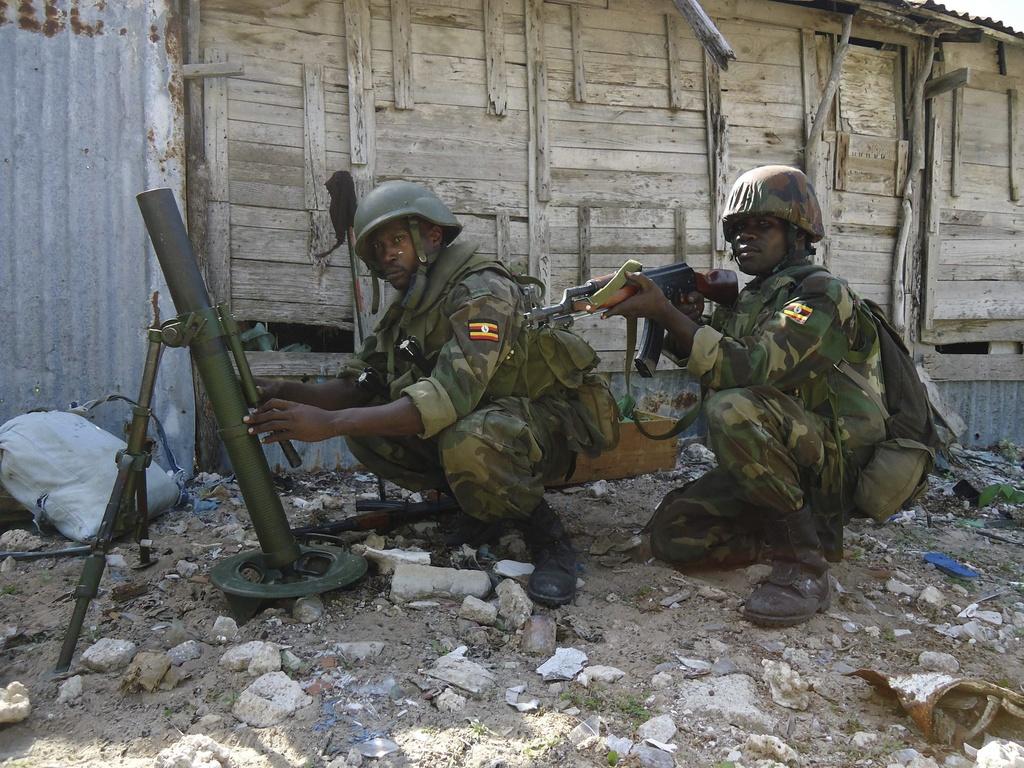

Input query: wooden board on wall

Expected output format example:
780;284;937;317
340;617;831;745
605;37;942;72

195;0;1024;377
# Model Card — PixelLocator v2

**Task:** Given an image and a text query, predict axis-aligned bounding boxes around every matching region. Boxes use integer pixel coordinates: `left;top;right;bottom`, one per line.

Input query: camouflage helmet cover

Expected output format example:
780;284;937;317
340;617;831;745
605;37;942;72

722;165;825;243
352;180;462;271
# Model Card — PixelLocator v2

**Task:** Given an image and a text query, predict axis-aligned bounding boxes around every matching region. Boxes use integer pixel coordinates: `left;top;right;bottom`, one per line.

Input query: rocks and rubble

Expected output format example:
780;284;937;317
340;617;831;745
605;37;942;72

2;450;1024;768
80;638;137;673
762;659;811;710
219;642;282;676
389;563;490;602
232;671;313;727
495;579;532;630
154;734;237;768
423;646;496;694
0;681;30;724
536;647;588;681
56;675;83;705
458;595;498;626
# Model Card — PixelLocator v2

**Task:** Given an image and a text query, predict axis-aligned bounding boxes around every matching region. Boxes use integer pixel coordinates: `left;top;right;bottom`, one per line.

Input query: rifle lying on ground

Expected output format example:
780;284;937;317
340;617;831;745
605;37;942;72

525;260;738;376
291;494;460;537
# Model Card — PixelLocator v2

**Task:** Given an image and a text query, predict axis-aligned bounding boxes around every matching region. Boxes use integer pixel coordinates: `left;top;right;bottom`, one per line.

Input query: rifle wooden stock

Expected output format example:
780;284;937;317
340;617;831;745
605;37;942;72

582;266;738;312
577;262;738;378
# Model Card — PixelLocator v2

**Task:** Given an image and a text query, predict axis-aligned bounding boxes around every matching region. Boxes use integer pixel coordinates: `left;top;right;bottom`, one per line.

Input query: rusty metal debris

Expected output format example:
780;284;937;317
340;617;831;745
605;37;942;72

851;669;1024;747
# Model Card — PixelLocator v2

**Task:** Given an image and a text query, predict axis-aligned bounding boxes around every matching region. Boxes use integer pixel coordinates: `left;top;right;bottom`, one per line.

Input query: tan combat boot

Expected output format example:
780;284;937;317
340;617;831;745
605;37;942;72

743;506;831;627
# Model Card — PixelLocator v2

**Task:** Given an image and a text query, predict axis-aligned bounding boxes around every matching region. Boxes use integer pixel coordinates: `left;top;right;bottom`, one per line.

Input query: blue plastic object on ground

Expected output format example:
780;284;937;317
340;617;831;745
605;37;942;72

923;551;980;579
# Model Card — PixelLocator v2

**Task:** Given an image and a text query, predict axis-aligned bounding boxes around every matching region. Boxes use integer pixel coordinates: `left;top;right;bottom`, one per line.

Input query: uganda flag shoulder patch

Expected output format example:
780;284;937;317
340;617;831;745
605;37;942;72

781;302;813;325
468;320;500;342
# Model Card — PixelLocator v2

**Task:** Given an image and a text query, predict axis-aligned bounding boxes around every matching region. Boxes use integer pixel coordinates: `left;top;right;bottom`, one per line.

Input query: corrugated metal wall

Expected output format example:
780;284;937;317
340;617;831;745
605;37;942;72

0;1;195;474
935;381;1024;448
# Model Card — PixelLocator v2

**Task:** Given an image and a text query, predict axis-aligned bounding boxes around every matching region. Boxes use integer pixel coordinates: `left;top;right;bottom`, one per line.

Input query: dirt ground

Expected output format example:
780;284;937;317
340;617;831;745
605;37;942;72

1;441;1023;768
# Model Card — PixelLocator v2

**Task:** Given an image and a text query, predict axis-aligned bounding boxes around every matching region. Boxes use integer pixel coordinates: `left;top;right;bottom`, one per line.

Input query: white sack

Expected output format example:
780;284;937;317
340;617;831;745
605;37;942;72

0;412;180;542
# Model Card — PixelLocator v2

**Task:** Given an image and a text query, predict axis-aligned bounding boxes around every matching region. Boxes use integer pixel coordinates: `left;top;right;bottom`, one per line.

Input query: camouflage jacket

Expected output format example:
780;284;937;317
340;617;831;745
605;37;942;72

348;241;615;447
687;261;886;451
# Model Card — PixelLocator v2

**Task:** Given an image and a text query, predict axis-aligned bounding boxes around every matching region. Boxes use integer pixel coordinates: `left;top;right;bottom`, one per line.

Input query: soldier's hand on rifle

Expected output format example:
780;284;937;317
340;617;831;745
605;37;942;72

244;399;339;444
601;273;674;323
676;290;705;323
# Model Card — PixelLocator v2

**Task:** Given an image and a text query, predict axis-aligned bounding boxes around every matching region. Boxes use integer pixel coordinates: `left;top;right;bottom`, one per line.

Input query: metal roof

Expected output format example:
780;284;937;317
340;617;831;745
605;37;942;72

903;0;1023;38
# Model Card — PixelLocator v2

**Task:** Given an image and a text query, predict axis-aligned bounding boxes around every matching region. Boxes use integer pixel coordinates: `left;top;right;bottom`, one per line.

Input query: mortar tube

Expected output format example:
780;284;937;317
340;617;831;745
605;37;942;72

136;188;300;568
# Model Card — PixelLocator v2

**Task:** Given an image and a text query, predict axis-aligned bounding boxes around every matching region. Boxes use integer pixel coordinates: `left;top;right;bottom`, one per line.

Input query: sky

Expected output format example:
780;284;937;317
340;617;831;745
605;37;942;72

936;0;1024;32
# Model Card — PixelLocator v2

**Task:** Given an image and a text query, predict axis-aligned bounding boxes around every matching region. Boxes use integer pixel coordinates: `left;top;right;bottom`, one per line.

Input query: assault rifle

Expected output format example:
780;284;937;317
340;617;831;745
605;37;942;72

525;261;738;377
292;494;460;538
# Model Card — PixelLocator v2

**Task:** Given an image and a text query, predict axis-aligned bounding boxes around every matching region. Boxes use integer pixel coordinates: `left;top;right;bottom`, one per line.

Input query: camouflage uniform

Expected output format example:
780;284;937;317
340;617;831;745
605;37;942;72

648;167;887;566
344;239;618;524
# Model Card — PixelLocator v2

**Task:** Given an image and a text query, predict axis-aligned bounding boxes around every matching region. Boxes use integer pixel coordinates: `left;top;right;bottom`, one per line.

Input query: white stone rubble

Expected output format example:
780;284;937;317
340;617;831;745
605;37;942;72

81;638;137;673
232;671;312;727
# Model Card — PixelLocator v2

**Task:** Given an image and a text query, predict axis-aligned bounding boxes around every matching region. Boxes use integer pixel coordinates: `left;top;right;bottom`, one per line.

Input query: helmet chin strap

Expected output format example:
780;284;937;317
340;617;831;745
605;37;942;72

400;216;433;311
768;224;815;275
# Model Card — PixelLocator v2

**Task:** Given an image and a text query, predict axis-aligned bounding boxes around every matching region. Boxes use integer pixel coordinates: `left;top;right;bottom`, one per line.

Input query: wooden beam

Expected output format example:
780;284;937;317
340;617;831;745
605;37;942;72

665;13;684;111
344;0;378;336
484;0;507;116
951;85;963;197
525;0;550;298
922;352;1024;382
184;0;222;473
303;64;334;272
834;131;849;191
895;138;909;198
670;0;735;71
890;37;935;339
1010;88;1020;202
183;62;244;79
496;211;511;266
391;0;413;110
807;12;853;147
922;109;943;333
674;207;687;264
703;50;726;263
577;206;591;283
800;29;819;143
345;0;374;169
203;49;229;206
924;66;970;99
571;5;586;103
247;352;355;378
530;0;551;204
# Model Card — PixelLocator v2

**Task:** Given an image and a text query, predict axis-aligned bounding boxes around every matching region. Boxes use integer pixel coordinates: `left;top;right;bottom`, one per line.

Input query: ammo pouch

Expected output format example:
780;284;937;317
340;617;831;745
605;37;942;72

853;437;933;523
838;359;935;523
526;324;621;453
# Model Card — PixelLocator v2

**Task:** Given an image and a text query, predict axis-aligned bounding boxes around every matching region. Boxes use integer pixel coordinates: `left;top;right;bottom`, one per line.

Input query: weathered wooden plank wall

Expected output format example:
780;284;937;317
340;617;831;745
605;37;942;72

195;0;1023;384
927;38;1024;347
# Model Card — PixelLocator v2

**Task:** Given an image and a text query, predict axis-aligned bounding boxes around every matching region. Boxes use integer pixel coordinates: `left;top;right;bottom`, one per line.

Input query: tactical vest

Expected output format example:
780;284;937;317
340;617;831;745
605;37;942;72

370;241;619;452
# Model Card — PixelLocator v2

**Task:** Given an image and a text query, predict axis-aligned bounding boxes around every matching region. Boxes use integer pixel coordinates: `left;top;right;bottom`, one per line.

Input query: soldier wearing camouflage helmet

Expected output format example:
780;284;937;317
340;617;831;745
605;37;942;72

246;180;619;607
604;165;887;626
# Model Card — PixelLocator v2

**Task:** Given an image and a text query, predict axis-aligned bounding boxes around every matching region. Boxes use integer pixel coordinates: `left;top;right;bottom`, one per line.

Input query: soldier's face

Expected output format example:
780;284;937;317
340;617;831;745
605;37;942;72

729;216;788;276
368;220;425;291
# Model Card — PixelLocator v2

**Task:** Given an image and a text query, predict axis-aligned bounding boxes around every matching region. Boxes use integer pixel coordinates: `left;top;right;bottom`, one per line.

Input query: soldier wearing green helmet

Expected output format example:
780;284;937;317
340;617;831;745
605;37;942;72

605;165;887;627
246;180;619;607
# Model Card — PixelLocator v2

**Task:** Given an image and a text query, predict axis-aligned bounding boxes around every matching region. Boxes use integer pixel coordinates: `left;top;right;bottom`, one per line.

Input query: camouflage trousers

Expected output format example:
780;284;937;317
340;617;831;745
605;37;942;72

647;385;878;565
346;393;588;522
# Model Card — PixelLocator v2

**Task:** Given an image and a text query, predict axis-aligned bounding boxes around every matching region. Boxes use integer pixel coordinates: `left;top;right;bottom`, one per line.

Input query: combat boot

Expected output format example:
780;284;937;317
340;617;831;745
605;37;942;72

743;506;831;627
521;501;577;607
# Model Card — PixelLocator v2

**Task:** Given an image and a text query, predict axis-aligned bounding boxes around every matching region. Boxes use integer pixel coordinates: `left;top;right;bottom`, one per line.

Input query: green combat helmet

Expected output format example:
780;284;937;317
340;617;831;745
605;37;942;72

722;165;825;245
352;180;462;273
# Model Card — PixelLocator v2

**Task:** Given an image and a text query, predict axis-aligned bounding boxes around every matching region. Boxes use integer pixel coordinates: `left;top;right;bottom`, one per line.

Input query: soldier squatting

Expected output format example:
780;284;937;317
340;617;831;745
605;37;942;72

245;165;919;627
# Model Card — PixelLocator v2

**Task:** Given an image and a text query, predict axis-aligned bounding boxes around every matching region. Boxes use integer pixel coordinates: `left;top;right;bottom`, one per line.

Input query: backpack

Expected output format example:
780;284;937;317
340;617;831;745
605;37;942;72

841;299;943;522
